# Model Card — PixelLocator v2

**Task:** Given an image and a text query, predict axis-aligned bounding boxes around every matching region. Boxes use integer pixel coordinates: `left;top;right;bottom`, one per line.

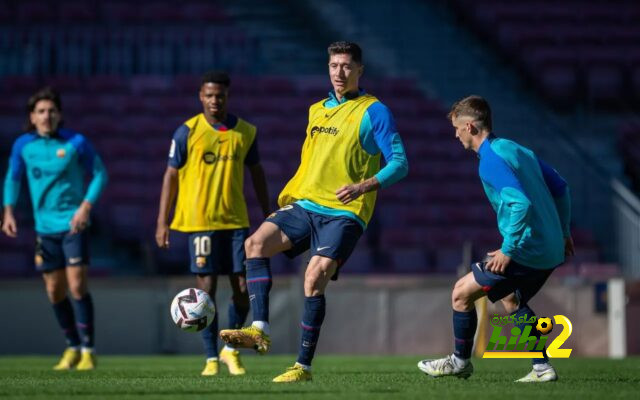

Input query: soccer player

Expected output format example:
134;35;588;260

2;87;108;370
417;96;573;382
155;71;270;376
219;41;409;382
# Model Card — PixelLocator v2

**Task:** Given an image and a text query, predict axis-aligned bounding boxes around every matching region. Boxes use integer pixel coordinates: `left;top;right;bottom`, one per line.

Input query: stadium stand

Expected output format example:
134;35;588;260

451;0;640;109
0;0;608;277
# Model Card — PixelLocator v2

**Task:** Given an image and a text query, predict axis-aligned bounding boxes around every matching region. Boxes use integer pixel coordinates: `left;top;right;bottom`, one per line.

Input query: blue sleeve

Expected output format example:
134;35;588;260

74;135;108;204
3;135;31;206
244;135;261;166
480;148;532;258
360;102;409;188
537;158;571;237
537;158;567;197
168;124;189;169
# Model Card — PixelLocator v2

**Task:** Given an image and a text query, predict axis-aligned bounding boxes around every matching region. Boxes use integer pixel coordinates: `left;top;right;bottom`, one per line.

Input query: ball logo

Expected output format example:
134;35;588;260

536;317;553;335
310;126;339;138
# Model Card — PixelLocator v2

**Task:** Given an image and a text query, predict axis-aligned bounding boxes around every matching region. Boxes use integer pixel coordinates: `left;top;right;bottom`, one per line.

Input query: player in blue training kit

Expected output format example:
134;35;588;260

418;96;573;383
2;87;108;370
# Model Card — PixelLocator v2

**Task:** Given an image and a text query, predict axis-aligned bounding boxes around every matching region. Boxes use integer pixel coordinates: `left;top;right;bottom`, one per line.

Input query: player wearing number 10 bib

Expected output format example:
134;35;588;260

155;71;270;376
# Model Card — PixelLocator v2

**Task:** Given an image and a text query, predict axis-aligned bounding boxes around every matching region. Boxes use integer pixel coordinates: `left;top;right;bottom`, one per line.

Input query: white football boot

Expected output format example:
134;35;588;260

417;355;473;379
515;364;558;383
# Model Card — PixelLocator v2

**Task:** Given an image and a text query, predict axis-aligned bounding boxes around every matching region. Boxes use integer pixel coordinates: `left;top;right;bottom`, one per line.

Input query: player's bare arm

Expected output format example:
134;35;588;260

155;166;179;248
248;163;270;218
336;176;380;205
1;206;18;238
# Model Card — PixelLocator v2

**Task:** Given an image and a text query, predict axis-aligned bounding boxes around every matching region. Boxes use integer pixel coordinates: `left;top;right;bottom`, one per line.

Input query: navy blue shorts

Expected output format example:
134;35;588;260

266;204;363;279
35;231;90;272
188;228;248;275
471;260;555;304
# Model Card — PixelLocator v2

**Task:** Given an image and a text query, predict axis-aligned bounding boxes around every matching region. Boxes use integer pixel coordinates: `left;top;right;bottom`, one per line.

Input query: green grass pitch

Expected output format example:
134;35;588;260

0;355;638;399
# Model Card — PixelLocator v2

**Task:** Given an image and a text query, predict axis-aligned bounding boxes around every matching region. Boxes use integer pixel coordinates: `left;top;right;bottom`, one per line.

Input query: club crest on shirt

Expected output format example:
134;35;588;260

196;257;207;268
56;148;66;158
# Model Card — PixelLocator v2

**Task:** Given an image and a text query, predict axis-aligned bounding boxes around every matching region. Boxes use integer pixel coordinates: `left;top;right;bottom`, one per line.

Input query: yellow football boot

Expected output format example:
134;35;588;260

53;348;80;370
201;359;219;376
76;351;96;371
219;348;246;375
220;326;271;354
272;364;312;383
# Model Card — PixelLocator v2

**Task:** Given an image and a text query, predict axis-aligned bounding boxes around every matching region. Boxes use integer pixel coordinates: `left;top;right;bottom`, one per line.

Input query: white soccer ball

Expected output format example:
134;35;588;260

170;288;216;332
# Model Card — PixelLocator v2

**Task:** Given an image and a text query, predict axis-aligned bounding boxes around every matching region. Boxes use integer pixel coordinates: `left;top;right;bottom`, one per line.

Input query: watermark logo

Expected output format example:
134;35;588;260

483;314;572;358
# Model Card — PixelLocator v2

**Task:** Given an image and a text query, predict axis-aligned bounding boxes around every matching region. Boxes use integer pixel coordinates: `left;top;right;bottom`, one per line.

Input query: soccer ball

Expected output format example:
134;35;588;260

170;288;216;332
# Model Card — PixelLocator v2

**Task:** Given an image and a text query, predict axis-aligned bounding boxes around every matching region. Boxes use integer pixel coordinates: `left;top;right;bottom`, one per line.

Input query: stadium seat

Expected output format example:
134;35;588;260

585;64;624;106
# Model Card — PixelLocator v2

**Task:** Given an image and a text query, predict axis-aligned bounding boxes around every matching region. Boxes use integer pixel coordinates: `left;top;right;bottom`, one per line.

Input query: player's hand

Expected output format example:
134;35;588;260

1;209;18;238
336;183;364;205
485;249;511;275
564;236;575;257
155;223;170;248
69;201;91;234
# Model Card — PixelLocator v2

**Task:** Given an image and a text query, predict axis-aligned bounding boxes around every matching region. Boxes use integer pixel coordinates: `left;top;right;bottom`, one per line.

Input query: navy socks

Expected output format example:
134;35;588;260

245;258;272;323
296;295;326;366
201;298;219;358
52;297;81;347
453;310;477;360
72;293;94;349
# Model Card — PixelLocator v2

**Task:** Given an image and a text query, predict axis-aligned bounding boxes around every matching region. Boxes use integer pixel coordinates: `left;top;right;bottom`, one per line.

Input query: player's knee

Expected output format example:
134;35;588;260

451;286;472;311
46;284;66;303
244;235;265;258
68;282;86;300
303;261;333;296
303;277;323;297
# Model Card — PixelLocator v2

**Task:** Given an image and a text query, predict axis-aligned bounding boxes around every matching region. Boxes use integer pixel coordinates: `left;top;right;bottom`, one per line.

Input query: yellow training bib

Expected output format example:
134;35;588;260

171;113;256;232
278;94;381;225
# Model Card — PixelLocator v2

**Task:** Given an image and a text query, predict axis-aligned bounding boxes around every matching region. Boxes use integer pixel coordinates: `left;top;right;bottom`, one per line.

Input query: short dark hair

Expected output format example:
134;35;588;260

327;41;362;64
447;95;492;131
25;87;62;131
201;71;230;88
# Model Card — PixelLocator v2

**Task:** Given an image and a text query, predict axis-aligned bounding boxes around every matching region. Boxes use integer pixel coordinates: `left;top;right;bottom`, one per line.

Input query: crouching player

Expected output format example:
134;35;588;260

418;96;573;382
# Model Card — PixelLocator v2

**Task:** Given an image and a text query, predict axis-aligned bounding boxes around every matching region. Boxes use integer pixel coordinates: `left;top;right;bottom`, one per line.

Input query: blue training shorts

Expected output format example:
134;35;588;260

188;228;248;275
266;203;363;279
471;260;555;304
35;231;90;272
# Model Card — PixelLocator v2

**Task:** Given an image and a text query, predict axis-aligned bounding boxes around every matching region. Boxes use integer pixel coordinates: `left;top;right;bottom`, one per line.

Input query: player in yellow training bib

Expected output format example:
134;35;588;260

220;42;409;383
155;71;270;377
